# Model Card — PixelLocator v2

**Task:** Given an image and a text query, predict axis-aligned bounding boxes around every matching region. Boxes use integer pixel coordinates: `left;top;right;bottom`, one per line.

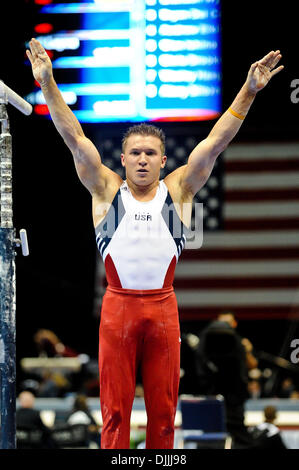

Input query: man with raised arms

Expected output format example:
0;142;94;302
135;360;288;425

27;38;283;449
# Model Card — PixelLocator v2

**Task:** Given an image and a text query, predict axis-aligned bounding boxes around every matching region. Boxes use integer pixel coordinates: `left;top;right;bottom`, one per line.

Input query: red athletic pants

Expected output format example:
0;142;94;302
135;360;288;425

98;285;181;449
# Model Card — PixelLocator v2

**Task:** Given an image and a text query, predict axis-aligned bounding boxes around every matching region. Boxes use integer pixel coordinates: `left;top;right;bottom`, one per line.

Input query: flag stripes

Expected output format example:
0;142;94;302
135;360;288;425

177;142;299;322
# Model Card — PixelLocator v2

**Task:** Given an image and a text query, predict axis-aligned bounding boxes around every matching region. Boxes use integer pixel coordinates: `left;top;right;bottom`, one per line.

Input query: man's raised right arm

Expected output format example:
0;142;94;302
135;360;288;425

26;38;117;195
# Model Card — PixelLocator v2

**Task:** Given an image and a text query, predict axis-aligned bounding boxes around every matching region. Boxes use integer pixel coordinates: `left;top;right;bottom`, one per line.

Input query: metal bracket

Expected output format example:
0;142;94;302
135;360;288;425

14;228;29;256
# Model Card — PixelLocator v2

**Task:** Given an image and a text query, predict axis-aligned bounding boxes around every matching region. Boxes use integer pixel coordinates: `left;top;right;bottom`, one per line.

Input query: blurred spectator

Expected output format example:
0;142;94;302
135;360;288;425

66;394;100;447
278;377;296;398
32;329;82;397
217;313;258;371
248;380;262;399
36;370;59;397
179;333;200;394
196;312;258;448
20;329;100;399
16;390;57;449
37;370;70;398
250;405;287;449
34;329;78;358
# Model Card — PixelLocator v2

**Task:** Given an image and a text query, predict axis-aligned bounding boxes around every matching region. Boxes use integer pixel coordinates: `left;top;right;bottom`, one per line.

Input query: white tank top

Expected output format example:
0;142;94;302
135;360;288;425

95;180;187;289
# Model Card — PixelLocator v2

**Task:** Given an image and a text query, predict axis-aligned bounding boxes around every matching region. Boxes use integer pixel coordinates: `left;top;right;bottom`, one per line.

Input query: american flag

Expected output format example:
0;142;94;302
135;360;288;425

93;139;299;323
175;141;299;322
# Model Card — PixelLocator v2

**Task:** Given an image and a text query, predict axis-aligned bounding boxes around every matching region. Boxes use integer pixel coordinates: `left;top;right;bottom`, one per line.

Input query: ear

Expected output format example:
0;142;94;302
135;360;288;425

120;153;126;167
161;155;167;168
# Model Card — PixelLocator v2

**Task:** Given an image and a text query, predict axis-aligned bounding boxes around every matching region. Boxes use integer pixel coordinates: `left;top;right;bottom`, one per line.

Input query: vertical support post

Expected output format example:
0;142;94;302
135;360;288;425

0;228;16;449
0;102;16;449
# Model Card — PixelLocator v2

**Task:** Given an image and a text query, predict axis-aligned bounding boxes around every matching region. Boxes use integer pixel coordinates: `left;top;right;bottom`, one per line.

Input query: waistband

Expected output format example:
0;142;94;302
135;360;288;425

106;284;174;297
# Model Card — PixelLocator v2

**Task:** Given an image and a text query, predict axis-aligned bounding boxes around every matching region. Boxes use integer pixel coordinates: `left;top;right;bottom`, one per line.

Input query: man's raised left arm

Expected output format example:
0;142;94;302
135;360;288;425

177;50;284;196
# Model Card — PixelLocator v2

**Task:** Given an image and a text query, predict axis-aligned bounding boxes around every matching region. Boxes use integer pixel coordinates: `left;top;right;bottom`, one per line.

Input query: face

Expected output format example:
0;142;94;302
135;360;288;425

121;134;167;186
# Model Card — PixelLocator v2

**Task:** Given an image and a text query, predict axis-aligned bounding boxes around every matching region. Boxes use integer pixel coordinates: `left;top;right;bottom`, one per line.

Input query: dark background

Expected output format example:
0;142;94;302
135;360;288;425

1;2;299;375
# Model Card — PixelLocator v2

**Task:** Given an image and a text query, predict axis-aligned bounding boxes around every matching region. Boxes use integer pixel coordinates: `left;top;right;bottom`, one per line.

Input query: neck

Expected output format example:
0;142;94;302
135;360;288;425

126;178;160;201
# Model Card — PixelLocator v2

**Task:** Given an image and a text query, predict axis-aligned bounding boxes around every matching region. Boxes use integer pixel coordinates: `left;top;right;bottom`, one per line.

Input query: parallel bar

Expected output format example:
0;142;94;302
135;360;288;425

0;81;32;116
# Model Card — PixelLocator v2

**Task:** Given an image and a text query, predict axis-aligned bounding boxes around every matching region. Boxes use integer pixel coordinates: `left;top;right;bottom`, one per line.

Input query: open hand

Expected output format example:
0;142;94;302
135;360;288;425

26;38;53;86
246;50;284;94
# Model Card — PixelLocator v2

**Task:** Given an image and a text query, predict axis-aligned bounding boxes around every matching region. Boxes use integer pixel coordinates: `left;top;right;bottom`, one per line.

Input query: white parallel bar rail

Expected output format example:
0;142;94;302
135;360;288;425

0;80;33;116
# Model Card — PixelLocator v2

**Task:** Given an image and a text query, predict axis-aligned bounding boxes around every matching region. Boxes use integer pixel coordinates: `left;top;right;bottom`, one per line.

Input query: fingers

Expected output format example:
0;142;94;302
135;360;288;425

32;38;47;56
259;50;276;66
28;38;47;59
258;49;283;70
252;49;284;80
270;52;282;69
270;64;284;77
26;49;33;65
29;38;38;59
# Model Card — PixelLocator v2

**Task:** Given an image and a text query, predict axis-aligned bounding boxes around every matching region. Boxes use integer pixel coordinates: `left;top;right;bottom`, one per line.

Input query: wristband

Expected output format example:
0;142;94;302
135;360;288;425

228;107;245;120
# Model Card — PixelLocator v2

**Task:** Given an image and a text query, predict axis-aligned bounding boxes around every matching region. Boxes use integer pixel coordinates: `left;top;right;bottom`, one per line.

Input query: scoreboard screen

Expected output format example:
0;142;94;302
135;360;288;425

26;0;222;123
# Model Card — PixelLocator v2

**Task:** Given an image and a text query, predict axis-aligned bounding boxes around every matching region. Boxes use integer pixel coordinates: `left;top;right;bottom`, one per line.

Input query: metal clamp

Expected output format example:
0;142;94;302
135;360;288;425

14;228;29;256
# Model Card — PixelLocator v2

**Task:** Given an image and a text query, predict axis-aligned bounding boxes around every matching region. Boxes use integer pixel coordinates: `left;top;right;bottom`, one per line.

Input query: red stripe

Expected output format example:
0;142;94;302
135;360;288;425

104;254;122;288
173;277;299;289
225;159;299;173
180;247;299;260
225;188;299;202
225;218;299;231
278;426;299;431
179;306;299;321
163;255;177;288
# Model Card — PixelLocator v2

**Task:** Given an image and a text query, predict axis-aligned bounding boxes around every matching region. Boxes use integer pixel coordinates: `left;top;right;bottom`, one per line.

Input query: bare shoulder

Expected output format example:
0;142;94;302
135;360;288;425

73;136;123;196
92;169;123;227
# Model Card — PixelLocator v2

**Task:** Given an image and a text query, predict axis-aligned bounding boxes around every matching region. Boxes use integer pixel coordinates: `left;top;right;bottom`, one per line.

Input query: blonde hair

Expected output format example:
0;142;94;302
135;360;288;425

121;123;166;155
